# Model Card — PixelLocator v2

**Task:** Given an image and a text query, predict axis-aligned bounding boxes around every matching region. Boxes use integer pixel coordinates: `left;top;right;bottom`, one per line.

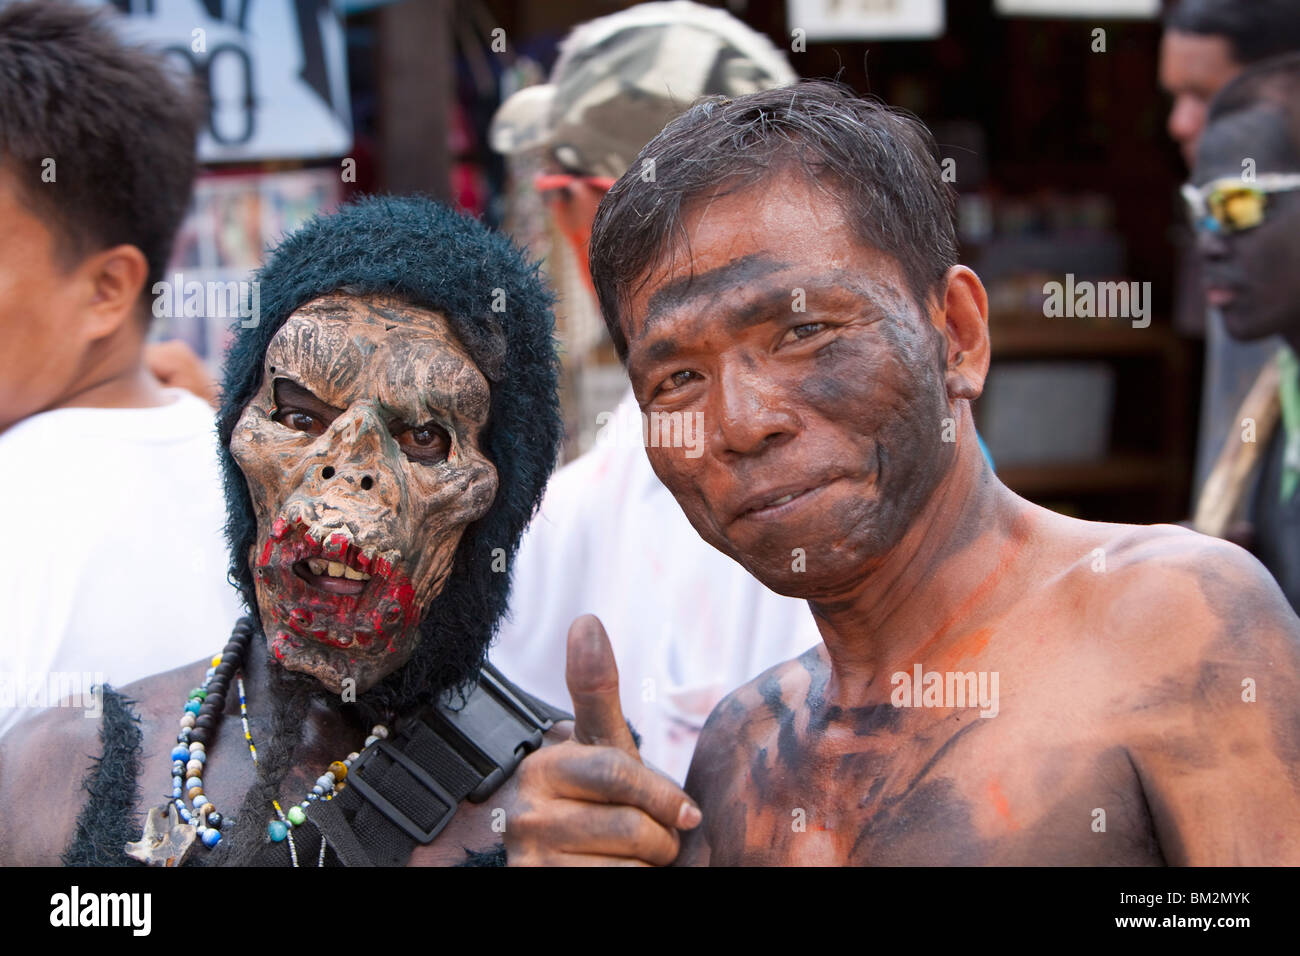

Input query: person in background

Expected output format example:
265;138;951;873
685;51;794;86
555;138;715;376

0;2;244;737
145;340;221;409
1189;52;1300;612
488;1;818;783
1159;0;1300;501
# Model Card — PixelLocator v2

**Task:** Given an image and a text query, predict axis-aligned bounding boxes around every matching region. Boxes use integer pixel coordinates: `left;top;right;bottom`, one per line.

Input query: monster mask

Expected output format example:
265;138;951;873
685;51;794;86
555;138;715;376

216;196;562;709
228;292;501;694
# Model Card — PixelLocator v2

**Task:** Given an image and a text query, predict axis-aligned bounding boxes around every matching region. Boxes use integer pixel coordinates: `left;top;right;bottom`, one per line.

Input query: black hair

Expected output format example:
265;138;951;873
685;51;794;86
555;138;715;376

0;1;198;299
1164;0;1300;65
1208;50;1300;134
587;79;958;361
216;194;563;714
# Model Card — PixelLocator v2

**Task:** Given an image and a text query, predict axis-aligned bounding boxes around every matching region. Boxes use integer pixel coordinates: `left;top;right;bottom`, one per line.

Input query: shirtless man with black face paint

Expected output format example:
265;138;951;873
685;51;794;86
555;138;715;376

505;82;1300;866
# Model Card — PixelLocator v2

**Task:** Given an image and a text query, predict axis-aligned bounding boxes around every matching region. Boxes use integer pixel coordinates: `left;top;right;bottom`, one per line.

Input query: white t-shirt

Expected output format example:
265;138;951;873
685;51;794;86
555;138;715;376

0;390;247;738
491;391;822;783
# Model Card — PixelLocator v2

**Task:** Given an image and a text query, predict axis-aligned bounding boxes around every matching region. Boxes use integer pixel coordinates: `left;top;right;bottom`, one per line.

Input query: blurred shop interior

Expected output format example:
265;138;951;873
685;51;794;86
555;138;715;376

131;0;1196;525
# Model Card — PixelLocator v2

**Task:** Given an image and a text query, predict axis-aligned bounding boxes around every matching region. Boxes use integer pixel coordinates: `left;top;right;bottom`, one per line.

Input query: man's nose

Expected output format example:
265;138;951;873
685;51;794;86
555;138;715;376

1168;96;1204;160
312;404;391;493
712;360;799;457
1196;223;1230;260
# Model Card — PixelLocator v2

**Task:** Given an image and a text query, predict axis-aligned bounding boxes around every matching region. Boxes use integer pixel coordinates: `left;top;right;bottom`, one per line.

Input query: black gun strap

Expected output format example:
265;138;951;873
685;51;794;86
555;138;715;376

308;664;570;867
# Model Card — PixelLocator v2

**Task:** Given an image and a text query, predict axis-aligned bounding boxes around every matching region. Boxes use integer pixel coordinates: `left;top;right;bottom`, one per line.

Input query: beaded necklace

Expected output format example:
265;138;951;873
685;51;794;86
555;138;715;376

154;618;388;867
238;672;388;866
161;620;255;852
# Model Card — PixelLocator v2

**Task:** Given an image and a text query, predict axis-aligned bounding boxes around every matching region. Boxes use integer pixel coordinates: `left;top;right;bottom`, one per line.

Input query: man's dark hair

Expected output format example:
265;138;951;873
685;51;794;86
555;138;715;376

0;1;198;298
1164;0;1300;65
217;195;563;713
1207;50;1300;143
588;79;959;361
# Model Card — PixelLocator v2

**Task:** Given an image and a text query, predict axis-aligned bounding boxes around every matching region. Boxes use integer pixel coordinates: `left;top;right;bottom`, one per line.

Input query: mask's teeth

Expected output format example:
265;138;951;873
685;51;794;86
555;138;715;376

343;565;371;581
326;561;346;578
305;522;332;549
307;558;327;576
325;530;354;558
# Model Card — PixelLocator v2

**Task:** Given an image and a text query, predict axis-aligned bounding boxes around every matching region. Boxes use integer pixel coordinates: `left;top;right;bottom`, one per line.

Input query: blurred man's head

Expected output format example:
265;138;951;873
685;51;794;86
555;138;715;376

1190;53;1300;345
588;82;989;598
490;0;795;291
0;2;198;434
1160;0;1300;166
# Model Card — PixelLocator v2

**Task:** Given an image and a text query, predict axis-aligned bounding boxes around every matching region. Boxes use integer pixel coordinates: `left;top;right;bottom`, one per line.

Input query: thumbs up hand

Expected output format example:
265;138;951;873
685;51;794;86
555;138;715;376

505;615;702;866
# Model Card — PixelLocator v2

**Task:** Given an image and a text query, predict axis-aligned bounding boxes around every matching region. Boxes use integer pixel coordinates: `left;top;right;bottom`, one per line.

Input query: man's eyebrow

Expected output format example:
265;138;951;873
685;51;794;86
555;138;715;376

636;275;890;368
272;377;340;412
641;253;790;335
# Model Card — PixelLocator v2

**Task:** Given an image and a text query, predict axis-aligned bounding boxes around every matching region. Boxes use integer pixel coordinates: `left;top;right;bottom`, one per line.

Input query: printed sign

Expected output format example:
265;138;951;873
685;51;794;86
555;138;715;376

95;0;352;161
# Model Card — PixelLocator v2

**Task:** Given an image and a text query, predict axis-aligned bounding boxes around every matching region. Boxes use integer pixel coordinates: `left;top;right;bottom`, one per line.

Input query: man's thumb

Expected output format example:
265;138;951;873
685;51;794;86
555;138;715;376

566;614;639;757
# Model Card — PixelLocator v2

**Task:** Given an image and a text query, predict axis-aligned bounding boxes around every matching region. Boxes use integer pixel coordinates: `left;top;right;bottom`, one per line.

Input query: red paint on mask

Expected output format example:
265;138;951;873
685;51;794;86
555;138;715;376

258;526;421;667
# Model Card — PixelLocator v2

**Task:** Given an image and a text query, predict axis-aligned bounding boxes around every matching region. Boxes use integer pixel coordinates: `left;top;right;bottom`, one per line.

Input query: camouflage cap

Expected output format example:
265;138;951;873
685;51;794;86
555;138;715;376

490;0;797;180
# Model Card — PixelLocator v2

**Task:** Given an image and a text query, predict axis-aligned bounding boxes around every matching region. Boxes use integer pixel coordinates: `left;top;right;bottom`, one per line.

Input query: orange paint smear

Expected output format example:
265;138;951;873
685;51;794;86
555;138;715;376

902;533;1022;671
988;778;1020;831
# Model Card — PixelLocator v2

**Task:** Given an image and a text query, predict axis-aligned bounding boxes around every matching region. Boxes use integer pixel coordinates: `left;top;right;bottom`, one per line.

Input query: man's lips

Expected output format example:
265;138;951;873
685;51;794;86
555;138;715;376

293;558;369;596
1203;272;1245;309
260;518;401;601
730;477;840;525
1206;286;1238;307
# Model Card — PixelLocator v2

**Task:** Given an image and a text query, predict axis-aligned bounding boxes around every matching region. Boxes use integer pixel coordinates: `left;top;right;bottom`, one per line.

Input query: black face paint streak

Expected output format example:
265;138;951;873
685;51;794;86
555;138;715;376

892;719;985;806
750;746;773;796
758;672;800;768
641;253;787;339
799;650;830;713
855;778;986;864
849;702;903;737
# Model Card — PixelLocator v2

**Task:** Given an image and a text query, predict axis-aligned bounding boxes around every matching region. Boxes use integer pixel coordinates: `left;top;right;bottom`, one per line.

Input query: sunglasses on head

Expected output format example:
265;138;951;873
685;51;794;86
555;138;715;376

533;172;619;196
1181;173;1300;235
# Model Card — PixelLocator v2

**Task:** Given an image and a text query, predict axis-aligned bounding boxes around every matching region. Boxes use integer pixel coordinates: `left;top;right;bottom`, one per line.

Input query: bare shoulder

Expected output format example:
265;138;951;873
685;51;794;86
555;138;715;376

0;658;211;865
686;646;824;792
1082;521;1299;662
1067;523;1300;862
0;695;107;864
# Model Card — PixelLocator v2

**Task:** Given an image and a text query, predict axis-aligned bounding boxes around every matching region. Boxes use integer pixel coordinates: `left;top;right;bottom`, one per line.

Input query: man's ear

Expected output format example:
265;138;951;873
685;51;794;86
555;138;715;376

935;265;990;403
76;243;150;341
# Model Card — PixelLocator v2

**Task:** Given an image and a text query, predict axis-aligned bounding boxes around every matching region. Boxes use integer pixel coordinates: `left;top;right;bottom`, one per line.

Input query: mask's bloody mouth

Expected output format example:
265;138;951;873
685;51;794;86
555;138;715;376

255;515;416;655
293;556;372;596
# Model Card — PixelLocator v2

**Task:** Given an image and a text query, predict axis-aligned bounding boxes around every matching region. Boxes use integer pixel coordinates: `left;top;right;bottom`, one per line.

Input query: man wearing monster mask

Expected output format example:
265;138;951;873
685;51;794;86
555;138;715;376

0;195;584;866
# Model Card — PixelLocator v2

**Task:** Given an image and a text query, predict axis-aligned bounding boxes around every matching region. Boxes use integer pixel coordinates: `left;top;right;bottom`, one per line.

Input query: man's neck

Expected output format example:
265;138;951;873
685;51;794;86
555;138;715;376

54;358;171;415
808;413;1035;707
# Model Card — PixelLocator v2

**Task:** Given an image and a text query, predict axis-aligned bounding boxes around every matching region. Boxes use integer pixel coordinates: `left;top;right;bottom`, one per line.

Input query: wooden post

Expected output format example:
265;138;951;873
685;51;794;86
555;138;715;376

376;0;452;200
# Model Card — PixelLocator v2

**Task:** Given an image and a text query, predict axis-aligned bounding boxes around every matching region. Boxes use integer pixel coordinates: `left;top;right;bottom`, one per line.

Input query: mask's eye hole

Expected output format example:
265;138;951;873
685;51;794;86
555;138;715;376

272;409;325;437
394;422;451;463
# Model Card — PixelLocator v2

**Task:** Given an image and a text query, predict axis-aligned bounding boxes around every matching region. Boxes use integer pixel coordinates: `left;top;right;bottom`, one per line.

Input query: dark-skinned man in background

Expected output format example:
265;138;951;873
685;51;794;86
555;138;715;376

1190;53;1300;616
1159;0;1300;529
